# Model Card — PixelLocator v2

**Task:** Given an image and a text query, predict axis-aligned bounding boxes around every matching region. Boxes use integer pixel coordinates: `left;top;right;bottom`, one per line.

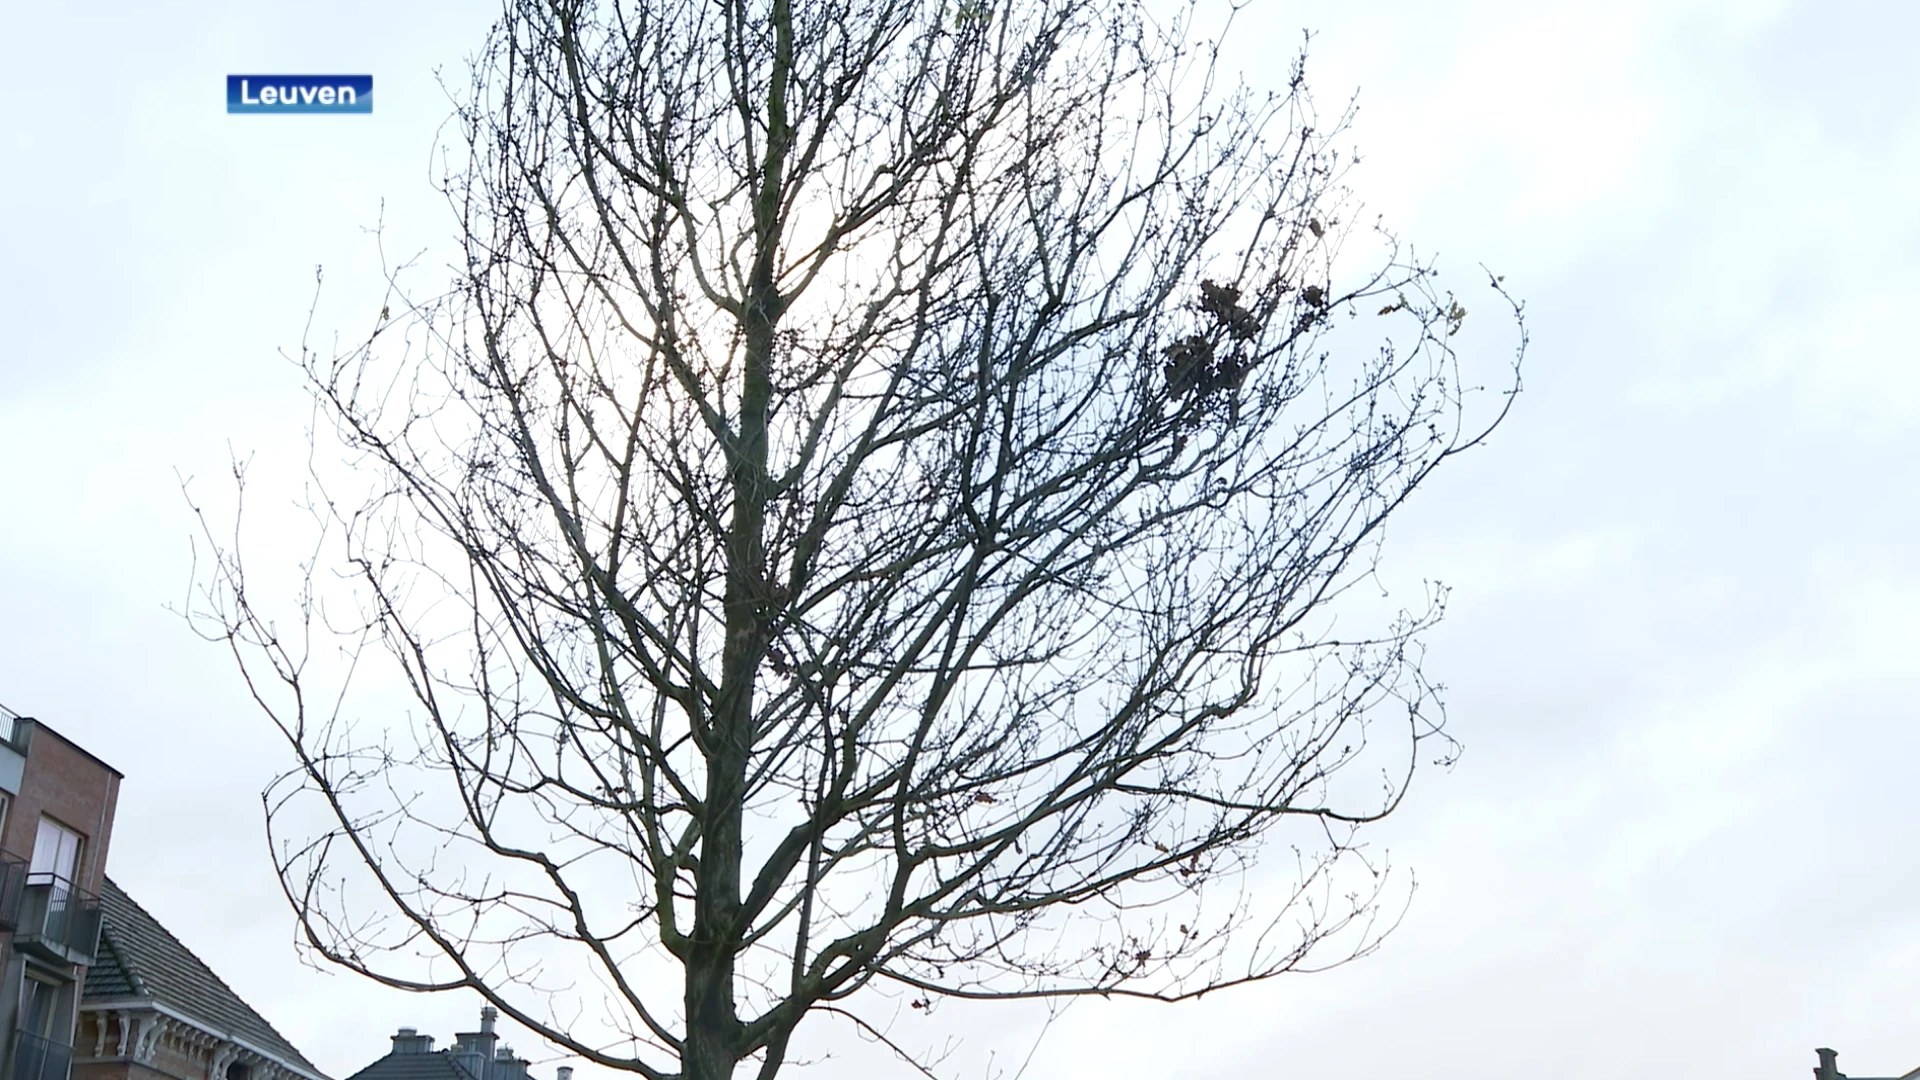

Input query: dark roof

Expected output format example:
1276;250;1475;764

346;1052;480;1080
86;877;324;1077
83;928;139;997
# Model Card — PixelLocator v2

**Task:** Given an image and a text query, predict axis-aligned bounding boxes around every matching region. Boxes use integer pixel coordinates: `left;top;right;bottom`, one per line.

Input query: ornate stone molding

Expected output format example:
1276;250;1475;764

78;1002;326;1080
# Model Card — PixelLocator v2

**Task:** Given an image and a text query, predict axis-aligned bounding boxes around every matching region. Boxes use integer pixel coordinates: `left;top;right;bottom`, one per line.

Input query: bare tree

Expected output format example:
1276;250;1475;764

189;1;1523;1078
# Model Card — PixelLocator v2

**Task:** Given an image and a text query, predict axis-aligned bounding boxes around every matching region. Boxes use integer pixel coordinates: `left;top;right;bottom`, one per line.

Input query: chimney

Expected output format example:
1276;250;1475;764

391;1028;435;1055
451;1021;497;1080
481;1007;498;1035
1814;1048;1844;1080
557;1069;573;1080
493;1046;529;1080
450;1043;481;1080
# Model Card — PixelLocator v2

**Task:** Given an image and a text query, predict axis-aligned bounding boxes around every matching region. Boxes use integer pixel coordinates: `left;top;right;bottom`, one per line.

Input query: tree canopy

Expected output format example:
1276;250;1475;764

190;1;1523;1077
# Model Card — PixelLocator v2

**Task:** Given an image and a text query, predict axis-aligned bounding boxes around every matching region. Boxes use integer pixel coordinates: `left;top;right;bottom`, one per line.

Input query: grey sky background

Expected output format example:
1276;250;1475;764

2;1;1915;1078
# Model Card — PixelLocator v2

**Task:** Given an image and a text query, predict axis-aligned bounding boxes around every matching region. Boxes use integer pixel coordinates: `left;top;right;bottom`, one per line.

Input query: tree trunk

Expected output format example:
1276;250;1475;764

686;6;794;1074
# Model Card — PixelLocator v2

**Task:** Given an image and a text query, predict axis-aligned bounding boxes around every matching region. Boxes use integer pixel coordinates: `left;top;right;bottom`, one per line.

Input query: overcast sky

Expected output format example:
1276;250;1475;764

2;1;1915;1079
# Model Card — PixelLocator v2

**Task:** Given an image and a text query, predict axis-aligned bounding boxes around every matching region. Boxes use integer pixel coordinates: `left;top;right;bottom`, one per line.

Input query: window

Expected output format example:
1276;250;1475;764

29;817;81;887
21;974;62;1039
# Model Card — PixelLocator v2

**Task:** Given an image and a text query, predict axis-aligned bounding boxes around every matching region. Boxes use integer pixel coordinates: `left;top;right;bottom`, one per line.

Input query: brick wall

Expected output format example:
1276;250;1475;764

74;1053;176;1080
2;719;122;893
0;717;125;1080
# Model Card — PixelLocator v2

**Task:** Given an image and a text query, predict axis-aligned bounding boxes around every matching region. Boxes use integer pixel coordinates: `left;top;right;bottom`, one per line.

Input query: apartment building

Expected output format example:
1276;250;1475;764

0;703;325;1080
0;705;121;1080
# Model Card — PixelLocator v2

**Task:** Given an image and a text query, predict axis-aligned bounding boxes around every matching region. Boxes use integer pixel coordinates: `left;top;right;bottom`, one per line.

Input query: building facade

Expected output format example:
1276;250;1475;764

0;703;325;1080
0;705;122;1080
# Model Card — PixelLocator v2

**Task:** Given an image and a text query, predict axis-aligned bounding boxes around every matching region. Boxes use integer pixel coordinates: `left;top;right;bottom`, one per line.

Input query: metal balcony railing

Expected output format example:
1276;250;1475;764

13;874;101;965
10;1030;72;1080
0;852;27;931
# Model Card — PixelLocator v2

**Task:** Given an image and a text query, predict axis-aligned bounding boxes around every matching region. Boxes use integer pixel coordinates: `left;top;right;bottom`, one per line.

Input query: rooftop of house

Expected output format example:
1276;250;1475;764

344;1048;483;1080
1814;1047;1920;1080
347;1009;565;1080
84;876;325;1079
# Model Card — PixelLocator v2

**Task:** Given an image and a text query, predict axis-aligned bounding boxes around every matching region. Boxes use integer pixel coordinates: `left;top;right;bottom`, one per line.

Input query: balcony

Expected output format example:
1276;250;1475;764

0;706;25;796
12;875;100;966
10;1030;72;1080
0;852;27;931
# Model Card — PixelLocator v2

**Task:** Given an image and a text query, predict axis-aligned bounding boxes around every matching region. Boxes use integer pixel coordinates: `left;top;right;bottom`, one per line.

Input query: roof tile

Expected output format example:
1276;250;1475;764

84;877;325;1078
345;1052;483;1080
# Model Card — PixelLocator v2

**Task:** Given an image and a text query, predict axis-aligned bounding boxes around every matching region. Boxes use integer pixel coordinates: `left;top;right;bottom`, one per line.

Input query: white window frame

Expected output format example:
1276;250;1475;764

29;816;82;888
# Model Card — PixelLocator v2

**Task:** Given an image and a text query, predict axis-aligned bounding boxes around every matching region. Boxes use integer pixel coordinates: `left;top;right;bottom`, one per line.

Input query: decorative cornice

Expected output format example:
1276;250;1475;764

79;999;330;1080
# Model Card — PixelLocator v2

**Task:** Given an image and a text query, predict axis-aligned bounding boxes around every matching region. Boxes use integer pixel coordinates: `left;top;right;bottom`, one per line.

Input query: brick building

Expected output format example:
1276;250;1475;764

0;703;325;1080
0;706;122;1080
